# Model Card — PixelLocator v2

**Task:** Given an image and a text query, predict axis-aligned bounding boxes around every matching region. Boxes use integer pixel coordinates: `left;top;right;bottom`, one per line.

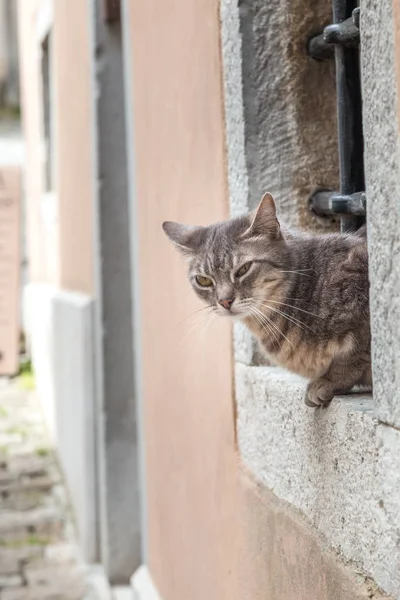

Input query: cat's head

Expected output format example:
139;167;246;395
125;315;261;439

162;193;290;318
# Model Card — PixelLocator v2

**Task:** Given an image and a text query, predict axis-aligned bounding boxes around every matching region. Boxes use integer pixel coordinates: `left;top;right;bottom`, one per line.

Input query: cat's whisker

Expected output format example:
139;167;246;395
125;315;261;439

270;300;321;319
251;305;292;348
256;312;282;348
248;306;280;347
248;310;270;341
259;303;309;332
280;268;314;272
258;302;315;334
177;310;214;349
200;310;218;341
176;304;215;325
256;309;294;349
276;270;315;278
251;296;321;319
251;294;309;303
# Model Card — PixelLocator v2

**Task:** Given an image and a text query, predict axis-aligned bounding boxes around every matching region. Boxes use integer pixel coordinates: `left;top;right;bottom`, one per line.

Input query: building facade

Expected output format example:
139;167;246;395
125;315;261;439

18;0;400;597
18;0;139;584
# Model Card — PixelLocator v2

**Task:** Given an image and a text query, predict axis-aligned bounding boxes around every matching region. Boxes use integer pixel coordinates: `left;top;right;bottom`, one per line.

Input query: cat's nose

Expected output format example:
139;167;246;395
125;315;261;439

219;297;234;311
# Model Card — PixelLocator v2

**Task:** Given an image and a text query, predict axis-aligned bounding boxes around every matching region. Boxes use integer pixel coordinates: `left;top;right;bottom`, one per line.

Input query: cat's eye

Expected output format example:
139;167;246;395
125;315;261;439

195;275;214;287
236;262;252;278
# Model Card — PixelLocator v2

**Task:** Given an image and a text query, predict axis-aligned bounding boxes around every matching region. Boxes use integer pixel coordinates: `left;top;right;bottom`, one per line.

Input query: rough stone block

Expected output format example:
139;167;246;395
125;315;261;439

0;550;19;576
236;365;377;565
236;466;392;600
44;543;81;565
0;575;22;588
0;546;43;574
361;0;400;428
235;363;400;598
2;584;85;600
0;476;54;512
221;0;339;224
24;563;86;590
233;323;253;366
0;506;63;543
220;0;249;217
372;426;400;595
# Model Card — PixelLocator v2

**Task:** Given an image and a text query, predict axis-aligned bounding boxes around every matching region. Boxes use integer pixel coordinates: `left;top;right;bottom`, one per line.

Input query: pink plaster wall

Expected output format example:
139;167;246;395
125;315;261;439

18;0;94;293
125;2;375;600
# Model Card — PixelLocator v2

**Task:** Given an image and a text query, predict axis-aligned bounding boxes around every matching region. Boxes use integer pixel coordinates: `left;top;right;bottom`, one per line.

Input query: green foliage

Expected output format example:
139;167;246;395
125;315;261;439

17;358;35;391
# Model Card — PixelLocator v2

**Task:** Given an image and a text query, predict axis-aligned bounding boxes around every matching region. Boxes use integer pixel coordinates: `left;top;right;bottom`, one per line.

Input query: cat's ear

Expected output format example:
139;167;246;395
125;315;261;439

162;221;205;255
245;192;280;239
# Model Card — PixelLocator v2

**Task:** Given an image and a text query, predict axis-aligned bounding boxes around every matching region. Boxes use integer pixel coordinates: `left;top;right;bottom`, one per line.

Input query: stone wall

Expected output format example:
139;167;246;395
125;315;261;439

222;0;339;223
221;0;400;597
362;0;400;429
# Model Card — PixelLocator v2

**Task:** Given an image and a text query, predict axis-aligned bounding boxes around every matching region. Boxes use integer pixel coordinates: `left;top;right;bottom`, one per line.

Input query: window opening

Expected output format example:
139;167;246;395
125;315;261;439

308;1;365;233
41;33;53;192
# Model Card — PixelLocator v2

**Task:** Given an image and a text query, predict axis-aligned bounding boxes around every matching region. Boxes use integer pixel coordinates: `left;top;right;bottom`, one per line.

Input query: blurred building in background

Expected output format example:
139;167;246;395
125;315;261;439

15;0;400;598
0;0;19;111
17;0;139;585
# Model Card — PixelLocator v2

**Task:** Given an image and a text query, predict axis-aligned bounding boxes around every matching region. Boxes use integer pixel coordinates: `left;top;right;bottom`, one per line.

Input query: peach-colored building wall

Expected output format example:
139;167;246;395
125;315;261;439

18;0;48;284
18;0;93;294
127;1;238;596
125;2;379;600
53;0;93;294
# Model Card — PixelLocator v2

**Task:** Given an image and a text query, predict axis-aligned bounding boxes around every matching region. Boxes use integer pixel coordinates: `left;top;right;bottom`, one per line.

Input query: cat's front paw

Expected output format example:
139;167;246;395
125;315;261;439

305;379;334;408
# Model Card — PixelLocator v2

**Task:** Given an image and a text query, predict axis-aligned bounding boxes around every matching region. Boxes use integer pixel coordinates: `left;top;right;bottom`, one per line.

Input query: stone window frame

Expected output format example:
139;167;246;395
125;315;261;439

36;0;55;195
220;1;400;597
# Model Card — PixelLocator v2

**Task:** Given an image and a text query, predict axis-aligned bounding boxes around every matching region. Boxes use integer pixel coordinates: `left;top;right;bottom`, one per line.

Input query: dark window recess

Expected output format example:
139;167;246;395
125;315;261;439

102;0;121;23
308;2;365;233
41;35;52;193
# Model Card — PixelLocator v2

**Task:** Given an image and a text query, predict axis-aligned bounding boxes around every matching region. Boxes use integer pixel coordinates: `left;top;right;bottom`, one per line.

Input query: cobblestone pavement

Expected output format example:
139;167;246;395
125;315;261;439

0;380;110;600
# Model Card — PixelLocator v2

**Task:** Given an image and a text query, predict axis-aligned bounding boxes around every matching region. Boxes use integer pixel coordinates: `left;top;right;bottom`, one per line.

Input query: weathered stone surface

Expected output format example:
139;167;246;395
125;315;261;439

221;0;339;223
0;546;43;575
236;365;376;563
0;588;26;600
6;455;54;477
0;574;23;588
361;0;400;429
2;586;85;600
235;465;392;600
0;550;19;575
24;563;86;589
44;543;81;565
236;364;400;598
0;507;64;543
222;1;400;598
0;480;52;511
372;426;400;595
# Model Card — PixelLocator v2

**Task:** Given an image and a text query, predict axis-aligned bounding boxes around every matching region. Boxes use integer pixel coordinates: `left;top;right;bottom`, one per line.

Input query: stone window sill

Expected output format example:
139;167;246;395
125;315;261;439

235;363;384;580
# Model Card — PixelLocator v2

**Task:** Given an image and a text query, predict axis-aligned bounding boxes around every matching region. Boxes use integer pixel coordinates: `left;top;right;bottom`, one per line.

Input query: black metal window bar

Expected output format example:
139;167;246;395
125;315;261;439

308;1;365;233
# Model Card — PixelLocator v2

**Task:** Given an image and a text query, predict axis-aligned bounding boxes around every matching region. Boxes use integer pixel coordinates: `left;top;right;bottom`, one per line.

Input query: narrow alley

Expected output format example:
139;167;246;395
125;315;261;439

0;377;119;600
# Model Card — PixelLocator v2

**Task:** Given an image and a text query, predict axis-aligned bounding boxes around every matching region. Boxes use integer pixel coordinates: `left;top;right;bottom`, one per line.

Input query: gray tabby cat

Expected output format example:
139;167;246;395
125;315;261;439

163;193;371;407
